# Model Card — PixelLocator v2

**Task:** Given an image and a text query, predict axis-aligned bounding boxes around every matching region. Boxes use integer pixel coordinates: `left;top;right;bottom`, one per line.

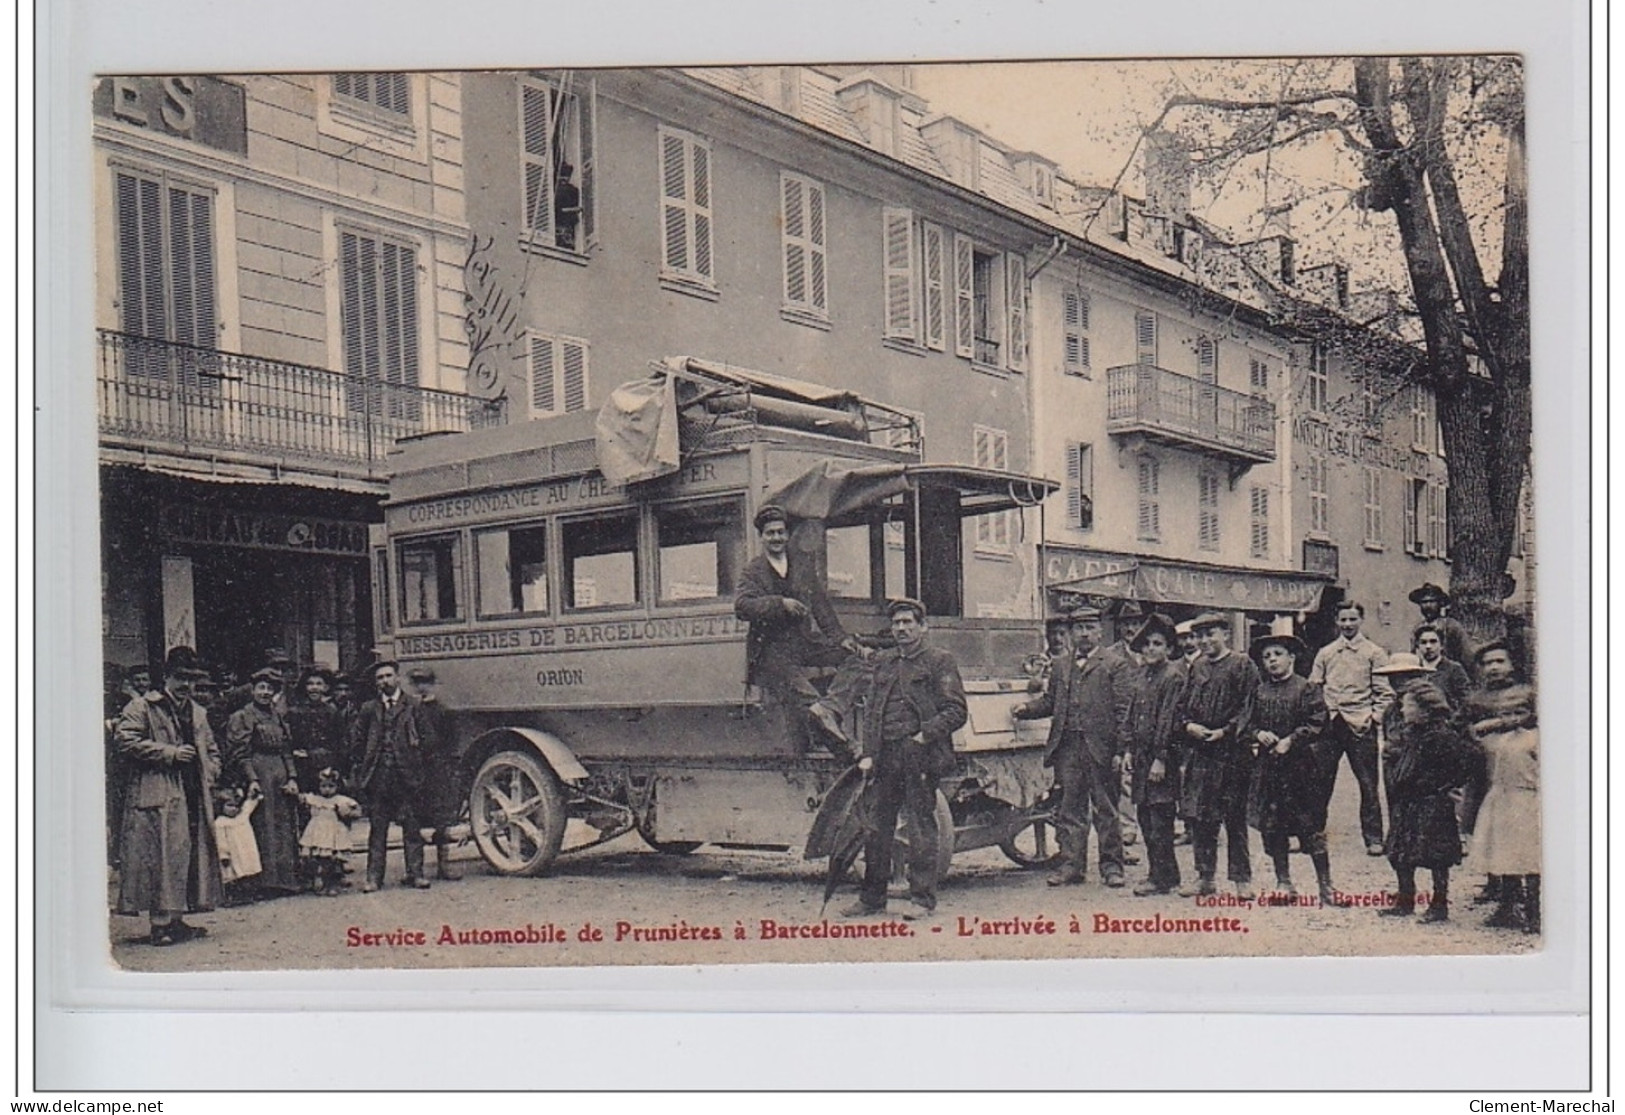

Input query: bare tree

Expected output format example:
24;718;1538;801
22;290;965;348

1153;56;1529;646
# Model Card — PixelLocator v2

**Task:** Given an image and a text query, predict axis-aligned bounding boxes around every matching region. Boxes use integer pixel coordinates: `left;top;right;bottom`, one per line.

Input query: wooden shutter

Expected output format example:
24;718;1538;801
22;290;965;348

1250;486;1269;557
952;232;974;357
921;222;946;350
882;207;917;340
1005;252;1029;372
660;129;691;275
1197;336;1217;383
782;174;827;314
115;171;166;344
1136;310;1157;365
1063;289;1090;375
562;338;588;412
1198;472;1220;550
1137;456;1160;540
579;78;597;248
1066;443;1096;530
166;183;216;351
521;82;554;237
1404;480;1420;554
380;240;419;389
691;140;712;282
529;334;557;415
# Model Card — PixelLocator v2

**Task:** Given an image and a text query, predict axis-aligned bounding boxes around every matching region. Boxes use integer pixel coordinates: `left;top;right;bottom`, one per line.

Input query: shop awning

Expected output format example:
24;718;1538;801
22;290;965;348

1044;546;1332;614
767;461;1058;525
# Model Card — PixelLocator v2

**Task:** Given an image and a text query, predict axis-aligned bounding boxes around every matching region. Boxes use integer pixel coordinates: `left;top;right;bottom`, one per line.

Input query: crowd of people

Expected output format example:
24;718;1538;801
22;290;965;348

105;648;463;946
1007;583;1541;933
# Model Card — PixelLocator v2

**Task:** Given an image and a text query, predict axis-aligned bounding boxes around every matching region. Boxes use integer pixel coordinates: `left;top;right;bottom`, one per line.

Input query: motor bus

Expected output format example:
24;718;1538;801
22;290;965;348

371;357;1062;879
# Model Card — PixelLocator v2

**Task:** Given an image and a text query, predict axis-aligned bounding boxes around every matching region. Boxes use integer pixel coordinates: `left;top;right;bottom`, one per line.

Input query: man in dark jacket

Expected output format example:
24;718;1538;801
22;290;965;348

408;665;461;882
350;660;429;892
1178;613;1261;899
1123;613;1186;896
840;598;967;921
1013;605;1134;888
734;504;866;754
1413;624;1472;712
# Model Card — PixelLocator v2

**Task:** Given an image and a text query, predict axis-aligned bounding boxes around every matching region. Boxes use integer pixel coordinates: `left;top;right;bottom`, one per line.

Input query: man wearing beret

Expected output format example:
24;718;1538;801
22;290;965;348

842;599;967;921
734;504;867;755
1013;605;1134;888
351;659;430;891
1177;613;1261;899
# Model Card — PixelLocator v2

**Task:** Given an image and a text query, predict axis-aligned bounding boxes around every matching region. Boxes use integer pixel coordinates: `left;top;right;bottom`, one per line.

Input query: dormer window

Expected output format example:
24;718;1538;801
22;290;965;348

1031;163;1054;206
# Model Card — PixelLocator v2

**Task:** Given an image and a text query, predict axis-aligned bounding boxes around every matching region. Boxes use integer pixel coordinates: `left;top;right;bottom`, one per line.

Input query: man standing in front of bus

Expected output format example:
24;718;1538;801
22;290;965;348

841;598;968;922
735;504;867;756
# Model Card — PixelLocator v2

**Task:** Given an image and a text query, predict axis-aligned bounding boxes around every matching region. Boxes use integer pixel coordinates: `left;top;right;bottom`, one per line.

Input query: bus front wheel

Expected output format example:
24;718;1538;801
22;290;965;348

470;749;567;877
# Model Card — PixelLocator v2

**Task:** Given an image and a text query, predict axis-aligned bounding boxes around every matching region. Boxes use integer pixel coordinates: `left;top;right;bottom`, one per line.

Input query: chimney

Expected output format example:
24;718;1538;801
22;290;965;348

1299;262;1351;309
919;116;982;190
835;73;903;156
1142;130;1191;224
1243;234;1296;285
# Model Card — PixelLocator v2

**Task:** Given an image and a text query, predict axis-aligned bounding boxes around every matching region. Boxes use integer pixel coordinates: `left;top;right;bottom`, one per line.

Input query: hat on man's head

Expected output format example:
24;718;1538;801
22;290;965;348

1189;612;1229;633
1372;652;1429;677
163;646;207;679
752;504;790;532
1250;632;1309;665
1066;605;1103;623
368;658;401;677
249;666;284;686
407;665;437;682
126;663;154;682
885;597;927;621
1173;620;1196;637
1128;612;1178;652
1408;583;1451;605
1106;598;1145;621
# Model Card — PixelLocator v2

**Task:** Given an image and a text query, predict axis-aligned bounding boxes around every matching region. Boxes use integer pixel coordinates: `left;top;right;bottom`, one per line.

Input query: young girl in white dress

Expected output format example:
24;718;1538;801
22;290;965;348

213;786;262;906
297;768;361;896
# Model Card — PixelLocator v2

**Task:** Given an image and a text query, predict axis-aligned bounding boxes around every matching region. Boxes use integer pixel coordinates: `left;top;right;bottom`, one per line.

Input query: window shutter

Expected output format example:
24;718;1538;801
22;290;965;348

1005;253;1029;372
1250;486;1269;557
1439;484;1450;558
115;172;168;344
1066;444;1082;526
1063;290;1090;375
562;339;588;412
952;232;974;357
530;334;557;415
691;141;712;282
921;222;946;350
782;175;806;307
1198;472;1220;550
1197;336;1217;383
1404;481;1419;554
660;130;690;275
807;180;826;312
580;78;597;248
1136;311;1157;365
1137;456;1160;539
521;83;554;238
882;207;917;340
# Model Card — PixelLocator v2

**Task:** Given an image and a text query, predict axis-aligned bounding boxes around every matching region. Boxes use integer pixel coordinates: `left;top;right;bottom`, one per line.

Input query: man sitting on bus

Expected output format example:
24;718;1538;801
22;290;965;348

734;504;867;756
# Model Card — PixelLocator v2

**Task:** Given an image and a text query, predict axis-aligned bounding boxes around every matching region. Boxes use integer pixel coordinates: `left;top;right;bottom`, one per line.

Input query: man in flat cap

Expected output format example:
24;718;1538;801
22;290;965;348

734;503;867;755
1014;605;1134;887
1409;583;1470;667
842;598;967;921
350;659;430;891
1177;613;1261;899
408;665;461;881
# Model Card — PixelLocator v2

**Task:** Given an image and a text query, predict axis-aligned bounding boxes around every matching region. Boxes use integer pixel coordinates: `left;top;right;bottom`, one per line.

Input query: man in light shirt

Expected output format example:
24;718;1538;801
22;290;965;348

1307;602;1392;855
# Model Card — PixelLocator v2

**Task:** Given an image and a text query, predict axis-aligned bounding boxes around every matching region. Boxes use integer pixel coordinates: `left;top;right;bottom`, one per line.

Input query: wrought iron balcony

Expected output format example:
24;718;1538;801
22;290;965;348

1105;362;1277;468
97;330;506;486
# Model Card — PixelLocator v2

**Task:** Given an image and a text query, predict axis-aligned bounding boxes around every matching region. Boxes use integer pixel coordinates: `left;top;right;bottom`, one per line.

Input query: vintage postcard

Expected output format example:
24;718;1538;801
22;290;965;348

92;56;1548;973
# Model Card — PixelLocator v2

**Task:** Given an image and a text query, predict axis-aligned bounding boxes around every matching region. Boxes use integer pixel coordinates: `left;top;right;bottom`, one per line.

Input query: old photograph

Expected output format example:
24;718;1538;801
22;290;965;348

92;56;1546;972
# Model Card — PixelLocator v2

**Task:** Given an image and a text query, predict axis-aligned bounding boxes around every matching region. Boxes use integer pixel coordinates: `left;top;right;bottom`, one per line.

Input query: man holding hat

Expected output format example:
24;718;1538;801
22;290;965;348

408;665;462;882
1122;613;1186;896
735;503;867;754
350;659;430;891
842;598;967;921
1246;632;1345;906
1409;583;1470;666
1014;604;1134;887
112;646;223;945
1177;613;1261;899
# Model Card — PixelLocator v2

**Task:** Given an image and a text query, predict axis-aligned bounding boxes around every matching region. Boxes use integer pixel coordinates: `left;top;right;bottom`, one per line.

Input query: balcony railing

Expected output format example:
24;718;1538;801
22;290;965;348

97;330;506;482
1106;362;1277;465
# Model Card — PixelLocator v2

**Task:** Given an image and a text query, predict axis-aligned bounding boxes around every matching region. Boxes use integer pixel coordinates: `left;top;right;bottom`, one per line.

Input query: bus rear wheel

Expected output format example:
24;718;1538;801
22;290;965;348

470;749;567;877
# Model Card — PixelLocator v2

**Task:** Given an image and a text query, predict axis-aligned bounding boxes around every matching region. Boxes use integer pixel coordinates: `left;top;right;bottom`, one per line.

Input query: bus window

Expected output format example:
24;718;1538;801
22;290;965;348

825;523;872;600
399;534;464;624
562;513;640;610
656;498;744;603
476;523;550;617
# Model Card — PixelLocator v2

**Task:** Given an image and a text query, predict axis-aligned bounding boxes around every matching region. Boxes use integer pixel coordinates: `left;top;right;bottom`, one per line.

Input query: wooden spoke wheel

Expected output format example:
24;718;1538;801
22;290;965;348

469;750;567;877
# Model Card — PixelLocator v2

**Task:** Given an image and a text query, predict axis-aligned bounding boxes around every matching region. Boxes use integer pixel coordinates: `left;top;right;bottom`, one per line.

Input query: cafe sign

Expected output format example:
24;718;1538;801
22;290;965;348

160;502;370;558
1043;546;1329;613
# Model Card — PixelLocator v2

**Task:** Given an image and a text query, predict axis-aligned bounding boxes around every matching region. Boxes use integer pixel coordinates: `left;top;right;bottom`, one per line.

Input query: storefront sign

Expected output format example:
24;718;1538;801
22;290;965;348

1044;546;1329;613
93;76;249;155
397;460;728;527
1292;415;1431;476
395;614;746;658
160;503;371;557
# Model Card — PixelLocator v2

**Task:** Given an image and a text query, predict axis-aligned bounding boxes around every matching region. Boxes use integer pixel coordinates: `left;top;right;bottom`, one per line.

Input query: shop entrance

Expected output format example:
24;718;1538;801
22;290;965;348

191;548;371;676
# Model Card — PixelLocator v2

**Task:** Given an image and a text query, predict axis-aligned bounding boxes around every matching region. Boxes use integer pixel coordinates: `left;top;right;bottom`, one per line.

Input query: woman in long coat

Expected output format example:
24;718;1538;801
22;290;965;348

1467;642;1540;934
226;669;303;895
1377;662;1472;923
114;648;223;945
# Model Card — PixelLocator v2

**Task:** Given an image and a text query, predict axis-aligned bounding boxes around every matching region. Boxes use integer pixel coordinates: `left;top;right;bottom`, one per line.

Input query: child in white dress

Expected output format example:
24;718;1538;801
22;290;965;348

298;768;361;896
214;787;262;906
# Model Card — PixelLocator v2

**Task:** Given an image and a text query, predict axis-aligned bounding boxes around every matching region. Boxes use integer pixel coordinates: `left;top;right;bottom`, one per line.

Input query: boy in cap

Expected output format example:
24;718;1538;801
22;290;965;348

841;598;967;921
734;503;868;755
1246;633;1345;906
1177;614;1261;899
1122;614;1186;896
